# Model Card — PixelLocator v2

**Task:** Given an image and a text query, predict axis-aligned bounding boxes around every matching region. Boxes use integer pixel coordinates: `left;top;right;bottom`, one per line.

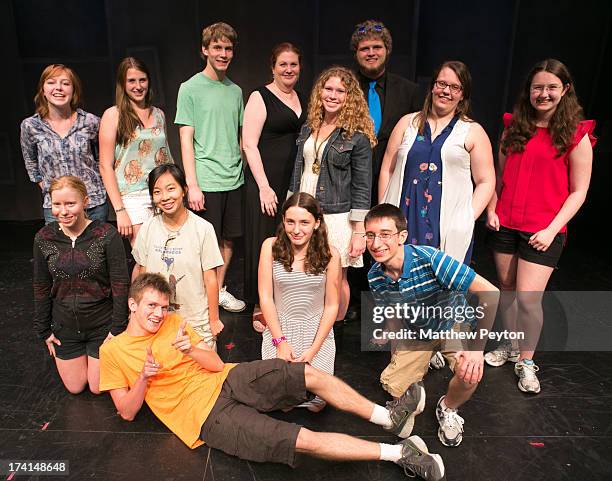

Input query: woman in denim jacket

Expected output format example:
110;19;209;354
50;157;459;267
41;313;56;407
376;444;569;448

289;66;376;323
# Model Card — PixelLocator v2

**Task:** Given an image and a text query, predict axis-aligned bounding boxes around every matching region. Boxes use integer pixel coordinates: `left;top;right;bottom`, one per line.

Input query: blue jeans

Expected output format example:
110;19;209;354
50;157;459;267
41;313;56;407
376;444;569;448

43;201;109;225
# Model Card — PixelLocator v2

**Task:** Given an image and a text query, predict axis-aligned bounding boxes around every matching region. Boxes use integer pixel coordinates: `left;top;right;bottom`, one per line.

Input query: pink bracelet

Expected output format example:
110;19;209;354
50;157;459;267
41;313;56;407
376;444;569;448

272;336;286;346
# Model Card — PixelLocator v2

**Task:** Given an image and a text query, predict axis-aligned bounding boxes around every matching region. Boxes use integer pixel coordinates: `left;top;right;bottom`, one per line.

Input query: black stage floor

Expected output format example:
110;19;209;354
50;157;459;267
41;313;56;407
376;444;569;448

1;221;611;481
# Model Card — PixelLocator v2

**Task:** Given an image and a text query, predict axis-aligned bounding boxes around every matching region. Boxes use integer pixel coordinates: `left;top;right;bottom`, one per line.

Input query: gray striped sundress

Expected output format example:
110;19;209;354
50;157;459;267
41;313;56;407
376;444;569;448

262;261;336;376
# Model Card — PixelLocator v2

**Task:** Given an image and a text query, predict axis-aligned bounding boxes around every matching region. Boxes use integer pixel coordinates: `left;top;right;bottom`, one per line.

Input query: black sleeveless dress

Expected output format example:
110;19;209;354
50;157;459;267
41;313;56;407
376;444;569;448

243;86;306;304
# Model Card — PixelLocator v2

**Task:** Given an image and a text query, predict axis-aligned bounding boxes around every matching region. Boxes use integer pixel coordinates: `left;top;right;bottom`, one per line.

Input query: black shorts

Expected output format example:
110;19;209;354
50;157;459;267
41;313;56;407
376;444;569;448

486;225;565;268
200;359;313;467
52;323;109;360
200;186;243;240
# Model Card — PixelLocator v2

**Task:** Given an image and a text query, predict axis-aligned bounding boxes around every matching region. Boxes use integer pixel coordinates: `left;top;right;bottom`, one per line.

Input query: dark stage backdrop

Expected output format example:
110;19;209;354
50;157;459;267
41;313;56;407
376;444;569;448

1;0;610;250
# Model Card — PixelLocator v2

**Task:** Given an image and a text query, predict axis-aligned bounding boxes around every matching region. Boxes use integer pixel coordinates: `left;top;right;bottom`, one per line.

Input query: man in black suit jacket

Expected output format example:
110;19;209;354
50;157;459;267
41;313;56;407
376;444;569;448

351;20;423;205
344;20;423;324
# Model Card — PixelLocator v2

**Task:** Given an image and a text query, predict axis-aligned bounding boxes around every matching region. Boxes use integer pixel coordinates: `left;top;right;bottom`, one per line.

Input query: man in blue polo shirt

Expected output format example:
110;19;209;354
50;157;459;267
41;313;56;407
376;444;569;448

365;203;499;447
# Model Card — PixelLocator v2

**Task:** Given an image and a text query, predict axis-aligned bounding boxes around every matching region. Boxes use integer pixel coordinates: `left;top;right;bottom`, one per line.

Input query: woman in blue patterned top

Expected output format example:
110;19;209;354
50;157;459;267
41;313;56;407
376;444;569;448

21;64;108;223
99;57;174;245
378;61;494;265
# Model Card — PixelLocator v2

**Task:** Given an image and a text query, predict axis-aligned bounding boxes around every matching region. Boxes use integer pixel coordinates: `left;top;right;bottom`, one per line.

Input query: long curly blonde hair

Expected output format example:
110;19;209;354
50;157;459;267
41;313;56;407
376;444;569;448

307;66;376;146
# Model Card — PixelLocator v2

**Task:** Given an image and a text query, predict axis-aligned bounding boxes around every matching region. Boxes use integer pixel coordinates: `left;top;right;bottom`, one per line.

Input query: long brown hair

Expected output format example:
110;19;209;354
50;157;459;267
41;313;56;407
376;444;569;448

273;193;332;275
307;66;376;146
34;64;82;118
501;59;583;156
115;57;153;147
415;60;472;135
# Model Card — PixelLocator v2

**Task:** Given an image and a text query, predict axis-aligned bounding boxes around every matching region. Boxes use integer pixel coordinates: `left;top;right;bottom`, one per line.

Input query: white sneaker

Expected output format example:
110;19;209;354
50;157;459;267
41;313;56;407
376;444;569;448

514;359;541;394
435;396;465;447
484;342;520;367
218;286;246;312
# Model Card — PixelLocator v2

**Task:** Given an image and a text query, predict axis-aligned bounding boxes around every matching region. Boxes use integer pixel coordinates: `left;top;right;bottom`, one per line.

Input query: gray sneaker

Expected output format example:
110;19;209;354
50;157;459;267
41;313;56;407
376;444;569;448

514;359;541;394
435;396;464;447
396;435;445;481
484;342;520;367
385;381;426;438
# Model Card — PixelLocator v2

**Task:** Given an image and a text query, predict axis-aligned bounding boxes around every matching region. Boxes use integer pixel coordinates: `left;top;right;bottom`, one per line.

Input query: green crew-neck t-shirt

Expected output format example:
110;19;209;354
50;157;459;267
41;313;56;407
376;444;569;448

175;72;244;192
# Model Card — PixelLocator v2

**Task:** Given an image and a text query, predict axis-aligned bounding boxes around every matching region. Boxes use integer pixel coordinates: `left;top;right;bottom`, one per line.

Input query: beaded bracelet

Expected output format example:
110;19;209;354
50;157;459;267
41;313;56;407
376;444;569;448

272;335;287;346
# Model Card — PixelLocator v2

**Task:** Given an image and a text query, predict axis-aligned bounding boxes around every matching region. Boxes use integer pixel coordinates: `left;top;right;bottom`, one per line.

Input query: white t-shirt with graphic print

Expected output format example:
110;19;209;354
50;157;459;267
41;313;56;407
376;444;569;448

133;211;223;346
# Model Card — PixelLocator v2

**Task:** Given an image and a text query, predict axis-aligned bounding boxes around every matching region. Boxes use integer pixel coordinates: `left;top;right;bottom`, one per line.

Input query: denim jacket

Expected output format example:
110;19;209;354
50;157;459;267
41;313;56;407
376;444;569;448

289;125;372;221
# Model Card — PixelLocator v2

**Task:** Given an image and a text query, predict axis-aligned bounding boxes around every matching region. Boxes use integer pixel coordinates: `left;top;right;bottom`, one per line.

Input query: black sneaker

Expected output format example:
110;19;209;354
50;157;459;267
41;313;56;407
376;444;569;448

396;435;445;481
385;381;426;438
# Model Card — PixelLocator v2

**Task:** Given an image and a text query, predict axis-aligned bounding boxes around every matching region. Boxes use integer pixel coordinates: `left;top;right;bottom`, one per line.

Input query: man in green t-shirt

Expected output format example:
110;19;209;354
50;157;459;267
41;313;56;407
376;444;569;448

175;22;245;313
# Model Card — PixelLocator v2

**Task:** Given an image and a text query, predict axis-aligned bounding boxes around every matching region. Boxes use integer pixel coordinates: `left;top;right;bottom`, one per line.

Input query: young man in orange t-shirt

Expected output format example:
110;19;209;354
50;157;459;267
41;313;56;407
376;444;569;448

100;273;445;481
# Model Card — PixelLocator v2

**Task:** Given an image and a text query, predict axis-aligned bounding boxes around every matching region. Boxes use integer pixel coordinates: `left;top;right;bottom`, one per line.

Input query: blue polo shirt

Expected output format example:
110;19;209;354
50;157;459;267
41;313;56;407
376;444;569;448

367;245;476;331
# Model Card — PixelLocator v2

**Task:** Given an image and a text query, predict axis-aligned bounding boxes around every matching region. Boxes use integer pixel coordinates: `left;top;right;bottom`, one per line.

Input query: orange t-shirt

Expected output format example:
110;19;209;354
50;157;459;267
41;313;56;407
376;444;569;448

99;313;236;448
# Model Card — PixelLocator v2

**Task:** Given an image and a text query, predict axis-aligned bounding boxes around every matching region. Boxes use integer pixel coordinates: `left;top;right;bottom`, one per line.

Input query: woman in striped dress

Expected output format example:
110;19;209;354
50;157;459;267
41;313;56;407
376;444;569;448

259;192;341;412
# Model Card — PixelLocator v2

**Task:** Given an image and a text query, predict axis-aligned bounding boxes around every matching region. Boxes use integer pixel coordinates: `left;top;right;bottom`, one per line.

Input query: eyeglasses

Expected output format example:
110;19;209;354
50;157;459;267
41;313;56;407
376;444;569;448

434;80;462;94
358;24;383;34
364;232;401;242
530;84;563;93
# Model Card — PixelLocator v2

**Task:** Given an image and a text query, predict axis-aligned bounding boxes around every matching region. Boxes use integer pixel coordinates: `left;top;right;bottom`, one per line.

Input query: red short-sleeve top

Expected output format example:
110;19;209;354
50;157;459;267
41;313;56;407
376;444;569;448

496;113;596;233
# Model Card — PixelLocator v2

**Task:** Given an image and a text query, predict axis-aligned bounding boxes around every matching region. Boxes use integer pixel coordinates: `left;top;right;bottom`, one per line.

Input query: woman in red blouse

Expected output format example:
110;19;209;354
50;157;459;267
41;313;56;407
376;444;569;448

484;59;595;394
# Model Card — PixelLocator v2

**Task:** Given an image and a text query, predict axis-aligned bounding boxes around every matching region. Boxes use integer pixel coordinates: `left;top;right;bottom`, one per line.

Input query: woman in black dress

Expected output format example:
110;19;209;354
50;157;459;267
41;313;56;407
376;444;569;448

242;42;306;325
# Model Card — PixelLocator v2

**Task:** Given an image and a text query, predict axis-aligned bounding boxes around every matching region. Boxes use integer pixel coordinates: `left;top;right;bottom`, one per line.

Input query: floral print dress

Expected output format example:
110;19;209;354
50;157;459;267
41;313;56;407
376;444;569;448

400;116;464;257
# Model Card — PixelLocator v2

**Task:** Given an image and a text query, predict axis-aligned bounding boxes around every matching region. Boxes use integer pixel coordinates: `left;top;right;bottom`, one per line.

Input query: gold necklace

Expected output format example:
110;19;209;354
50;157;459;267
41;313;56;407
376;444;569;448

312;127;334;174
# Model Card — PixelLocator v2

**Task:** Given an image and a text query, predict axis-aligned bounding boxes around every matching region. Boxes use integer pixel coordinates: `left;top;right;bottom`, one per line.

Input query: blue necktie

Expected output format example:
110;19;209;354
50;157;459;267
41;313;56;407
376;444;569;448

368;80;382;136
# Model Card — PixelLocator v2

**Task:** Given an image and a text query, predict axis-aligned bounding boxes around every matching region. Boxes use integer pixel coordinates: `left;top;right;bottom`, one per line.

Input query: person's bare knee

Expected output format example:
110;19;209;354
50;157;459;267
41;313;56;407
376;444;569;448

64;380;87;395
304;364;325;391
88;382;101;395
221;238;233;252
86;356;101;394
516;291;543;313
295;428;318;454
451;371;479;390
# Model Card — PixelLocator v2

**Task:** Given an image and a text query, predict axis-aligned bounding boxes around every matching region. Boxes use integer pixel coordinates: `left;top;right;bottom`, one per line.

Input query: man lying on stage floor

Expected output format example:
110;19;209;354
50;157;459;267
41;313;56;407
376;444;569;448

99;273;445;481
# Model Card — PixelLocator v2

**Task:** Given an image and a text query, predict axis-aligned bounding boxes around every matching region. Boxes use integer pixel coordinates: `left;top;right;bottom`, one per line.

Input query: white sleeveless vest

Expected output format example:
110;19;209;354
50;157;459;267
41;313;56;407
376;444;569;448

382;114;474;261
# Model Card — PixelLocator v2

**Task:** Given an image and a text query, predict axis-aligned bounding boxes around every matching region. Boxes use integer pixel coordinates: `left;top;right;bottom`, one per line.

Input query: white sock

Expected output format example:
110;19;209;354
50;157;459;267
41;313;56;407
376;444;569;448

440;397;456;412
369;404;393;429
379;443;403;462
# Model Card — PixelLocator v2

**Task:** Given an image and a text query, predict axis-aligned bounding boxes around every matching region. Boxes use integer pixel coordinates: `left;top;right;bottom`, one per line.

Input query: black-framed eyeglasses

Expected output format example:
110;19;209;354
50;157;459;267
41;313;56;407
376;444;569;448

358;24;384;34
364;232;401;242
434;80;463;94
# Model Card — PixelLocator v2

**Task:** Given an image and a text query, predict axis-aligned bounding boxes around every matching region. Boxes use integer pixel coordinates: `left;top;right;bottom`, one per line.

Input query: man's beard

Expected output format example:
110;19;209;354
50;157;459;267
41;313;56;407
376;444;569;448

360;62;385;79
